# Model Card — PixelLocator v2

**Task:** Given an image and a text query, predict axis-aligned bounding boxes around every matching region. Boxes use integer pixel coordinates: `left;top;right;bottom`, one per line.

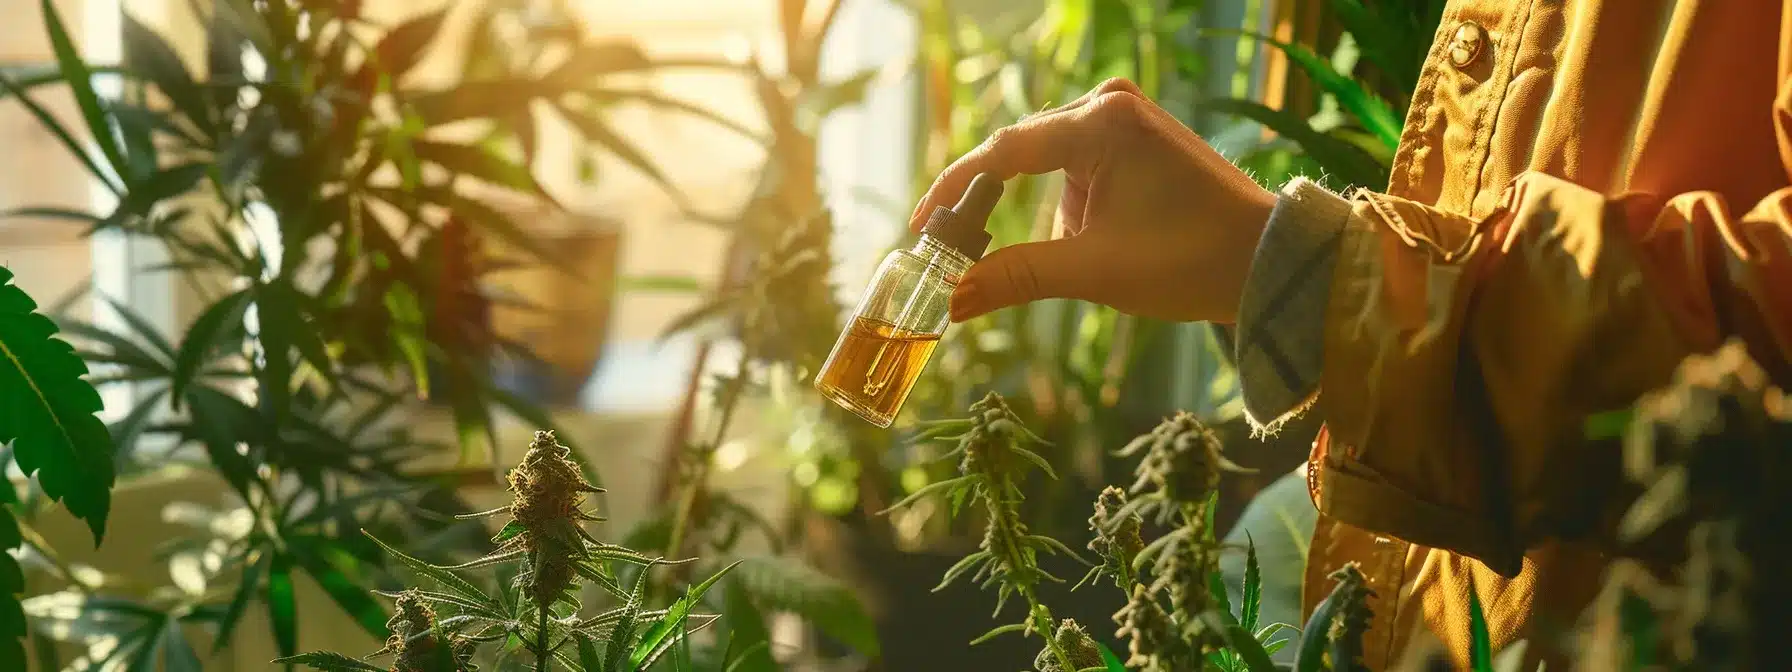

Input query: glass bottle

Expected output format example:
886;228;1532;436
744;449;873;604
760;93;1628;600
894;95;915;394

816;173;1004;427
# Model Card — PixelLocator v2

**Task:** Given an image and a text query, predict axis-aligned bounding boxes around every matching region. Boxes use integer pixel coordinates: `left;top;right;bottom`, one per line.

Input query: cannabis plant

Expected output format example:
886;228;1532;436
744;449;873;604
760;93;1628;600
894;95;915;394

3;0;768;665
884;392;1092;670
1578;340;1792;671
896;401;1402;672
276;431;737;672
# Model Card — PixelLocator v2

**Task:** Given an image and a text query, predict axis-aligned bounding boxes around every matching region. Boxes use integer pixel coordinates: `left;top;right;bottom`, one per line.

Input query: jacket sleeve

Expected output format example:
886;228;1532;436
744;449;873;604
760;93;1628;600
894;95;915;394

1234;84;1792;571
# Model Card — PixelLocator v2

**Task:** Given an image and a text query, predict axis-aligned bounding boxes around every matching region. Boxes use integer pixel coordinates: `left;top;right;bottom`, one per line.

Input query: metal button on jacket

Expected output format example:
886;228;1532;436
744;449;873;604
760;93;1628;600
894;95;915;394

1448;20;1488;68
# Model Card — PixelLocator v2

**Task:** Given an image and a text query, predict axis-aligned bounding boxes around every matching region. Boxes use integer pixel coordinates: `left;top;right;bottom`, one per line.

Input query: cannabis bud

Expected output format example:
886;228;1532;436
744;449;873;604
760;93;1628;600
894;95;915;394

1323;563;1374;672
1115;583;1187;671
378;590;478;672
1081;487;1144;590
1034;619;1103;672
1118;412;1249;524
501;431;605;606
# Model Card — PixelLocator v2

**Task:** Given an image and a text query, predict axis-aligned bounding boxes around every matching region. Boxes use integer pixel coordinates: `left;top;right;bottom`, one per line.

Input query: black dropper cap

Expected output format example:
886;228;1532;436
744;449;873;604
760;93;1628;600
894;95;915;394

921;173;1003;261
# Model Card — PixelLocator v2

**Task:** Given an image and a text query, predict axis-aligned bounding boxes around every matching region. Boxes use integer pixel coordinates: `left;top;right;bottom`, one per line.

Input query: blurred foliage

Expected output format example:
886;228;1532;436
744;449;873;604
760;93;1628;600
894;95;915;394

0;0;786;667
1199;0;1448;192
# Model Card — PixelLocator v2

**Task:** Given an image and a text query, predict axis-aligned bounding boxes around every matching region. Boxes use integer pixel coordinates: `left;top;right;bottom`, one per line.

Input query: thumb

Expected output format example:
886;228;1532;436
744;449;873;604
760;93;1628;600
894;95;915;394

949;237;1093;322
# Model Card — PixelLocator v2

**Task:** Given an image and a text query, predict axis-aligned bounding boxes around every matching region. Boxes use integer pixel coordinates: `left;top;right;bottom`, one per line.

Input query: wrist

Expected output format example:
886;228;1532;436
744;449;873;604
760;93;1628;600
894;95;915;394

1212;185;1277;324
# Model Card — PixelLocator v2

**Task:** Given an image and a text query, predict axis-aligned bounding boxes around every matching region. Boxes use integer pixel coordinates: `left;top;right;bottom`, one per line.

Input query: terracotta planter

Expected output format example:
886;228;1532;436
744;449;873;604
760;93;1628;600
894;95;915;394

486;208;624;407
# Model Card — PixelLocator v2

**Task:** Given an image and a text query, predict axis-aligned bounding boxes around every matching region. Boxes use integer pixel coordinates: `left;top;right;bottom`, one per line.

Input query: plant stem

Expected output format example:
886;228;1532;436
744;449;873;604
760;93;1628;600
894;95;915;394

1025;592;1078;672
535;604;549;672
664;350;752;563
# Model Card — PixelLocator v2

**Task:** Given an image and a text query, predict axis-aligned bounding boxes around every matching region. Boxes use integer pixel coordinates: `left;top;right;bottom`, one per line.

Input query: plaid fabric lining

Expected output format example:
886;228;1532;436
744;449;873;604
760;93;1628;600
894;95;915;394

1234;177;1353;433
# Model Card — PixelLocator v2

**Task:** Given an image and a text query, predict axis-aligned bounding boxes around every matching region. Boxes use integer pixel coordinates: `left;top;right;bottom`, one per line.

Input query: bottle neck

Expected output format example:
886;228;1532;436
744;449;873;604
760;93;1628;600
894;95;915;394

912;235;975;276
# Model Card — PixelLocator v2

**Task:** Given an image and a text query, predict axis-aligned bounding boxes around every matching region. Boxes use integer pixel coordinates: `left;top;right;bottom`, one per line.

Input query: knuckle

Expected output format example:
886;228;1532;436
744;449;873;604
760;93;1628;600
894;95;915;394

1094;77;1142;97
987;124;1017;149
1089;90;1143;123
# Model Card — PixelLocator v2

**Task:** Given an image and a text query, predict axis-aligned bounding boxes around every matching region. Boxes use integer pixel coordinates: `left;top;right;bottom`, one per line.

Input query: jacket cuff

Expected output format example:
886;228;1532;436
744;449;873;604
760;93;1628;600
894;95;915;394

1234;177;1352;435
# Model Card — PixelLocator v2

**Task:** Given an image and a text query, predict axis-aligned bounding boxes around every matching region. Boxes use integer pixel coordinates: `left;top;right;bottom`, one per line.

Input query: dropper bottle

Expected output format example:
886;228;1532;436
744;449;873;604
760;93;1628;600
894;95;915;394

815;173;1004;427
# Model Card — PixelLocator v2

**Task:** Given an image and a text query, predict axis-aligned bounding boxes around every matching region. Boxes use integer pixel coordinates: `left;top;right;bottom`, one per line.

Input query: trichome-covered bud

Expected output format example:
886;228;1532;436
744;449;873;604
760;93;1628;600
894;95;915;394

383;591;466;672
509;431;601;527
1324;563;1375;672
504;431;604;607
1034;619;1103;672
1118;412;1249;524
1146;532;1221;655
1115;583;1186;671
1084;487;1144;589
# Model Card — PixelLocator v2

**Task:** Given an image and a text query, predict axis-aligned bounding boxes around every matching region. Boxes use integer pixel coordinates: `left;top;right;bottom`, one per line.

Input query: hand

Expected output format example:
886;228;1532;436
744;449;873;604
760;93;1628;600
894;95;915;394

909;78;1276;324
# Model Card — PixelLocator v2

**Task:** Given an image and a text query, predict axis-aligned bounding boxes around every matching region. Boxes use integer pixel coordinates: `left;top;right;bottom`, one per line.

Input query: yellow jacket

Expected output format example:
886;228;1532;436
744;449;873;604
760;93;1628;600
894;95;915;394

1232;0;1792;667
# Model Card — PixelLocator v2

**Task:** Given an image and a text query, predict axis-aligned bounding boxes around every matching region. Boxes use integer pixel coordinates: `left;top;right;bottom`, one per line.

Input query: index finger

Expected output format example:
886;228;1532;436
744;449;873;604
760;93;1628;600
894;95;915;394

907;92;1126;232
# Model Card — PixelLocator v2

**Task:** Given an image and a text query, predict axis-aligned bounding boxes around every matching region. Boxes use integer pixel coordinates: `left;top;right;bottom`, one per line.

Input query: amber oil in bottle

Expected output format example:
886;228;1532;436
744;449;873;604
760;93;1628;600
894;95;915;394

816;174;1005;427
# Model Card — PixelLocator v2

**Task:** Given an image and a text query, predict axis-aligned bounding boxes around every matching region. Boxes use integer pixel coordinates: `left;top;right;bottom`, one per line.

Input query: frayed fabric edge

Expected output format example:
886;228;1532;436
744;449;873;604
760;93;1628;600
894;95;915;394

1245;387;1322;439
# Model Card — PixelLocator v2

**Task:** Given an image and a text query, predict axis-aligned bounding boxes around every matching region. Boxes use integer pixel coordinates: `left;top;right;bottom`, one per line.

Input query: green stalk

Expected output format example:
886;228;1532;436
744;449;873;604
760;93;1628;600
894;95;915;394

664;350;752;563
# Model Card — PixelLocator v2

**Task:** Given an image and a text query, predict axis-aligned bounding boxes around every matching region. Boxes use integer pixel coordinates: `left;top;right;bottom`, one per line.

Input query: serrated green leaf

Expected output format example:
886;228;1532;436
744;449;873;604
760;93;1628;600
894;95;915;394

1202;611;1280;672
267;553;297;658
270;651;384;671
603;570;650;672
0;267;114;544
1209;570;1233;620
631;560;741;669
730;555;879;657
362;531;498;609
1243;533;1262;632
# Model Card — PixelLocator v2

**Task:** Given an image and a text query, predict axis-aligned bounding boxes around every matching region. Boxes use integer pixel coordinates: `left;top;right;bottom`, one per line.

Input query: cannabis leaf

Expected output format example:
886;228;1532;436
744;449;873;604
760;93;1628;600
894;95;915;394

0;266;115;544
